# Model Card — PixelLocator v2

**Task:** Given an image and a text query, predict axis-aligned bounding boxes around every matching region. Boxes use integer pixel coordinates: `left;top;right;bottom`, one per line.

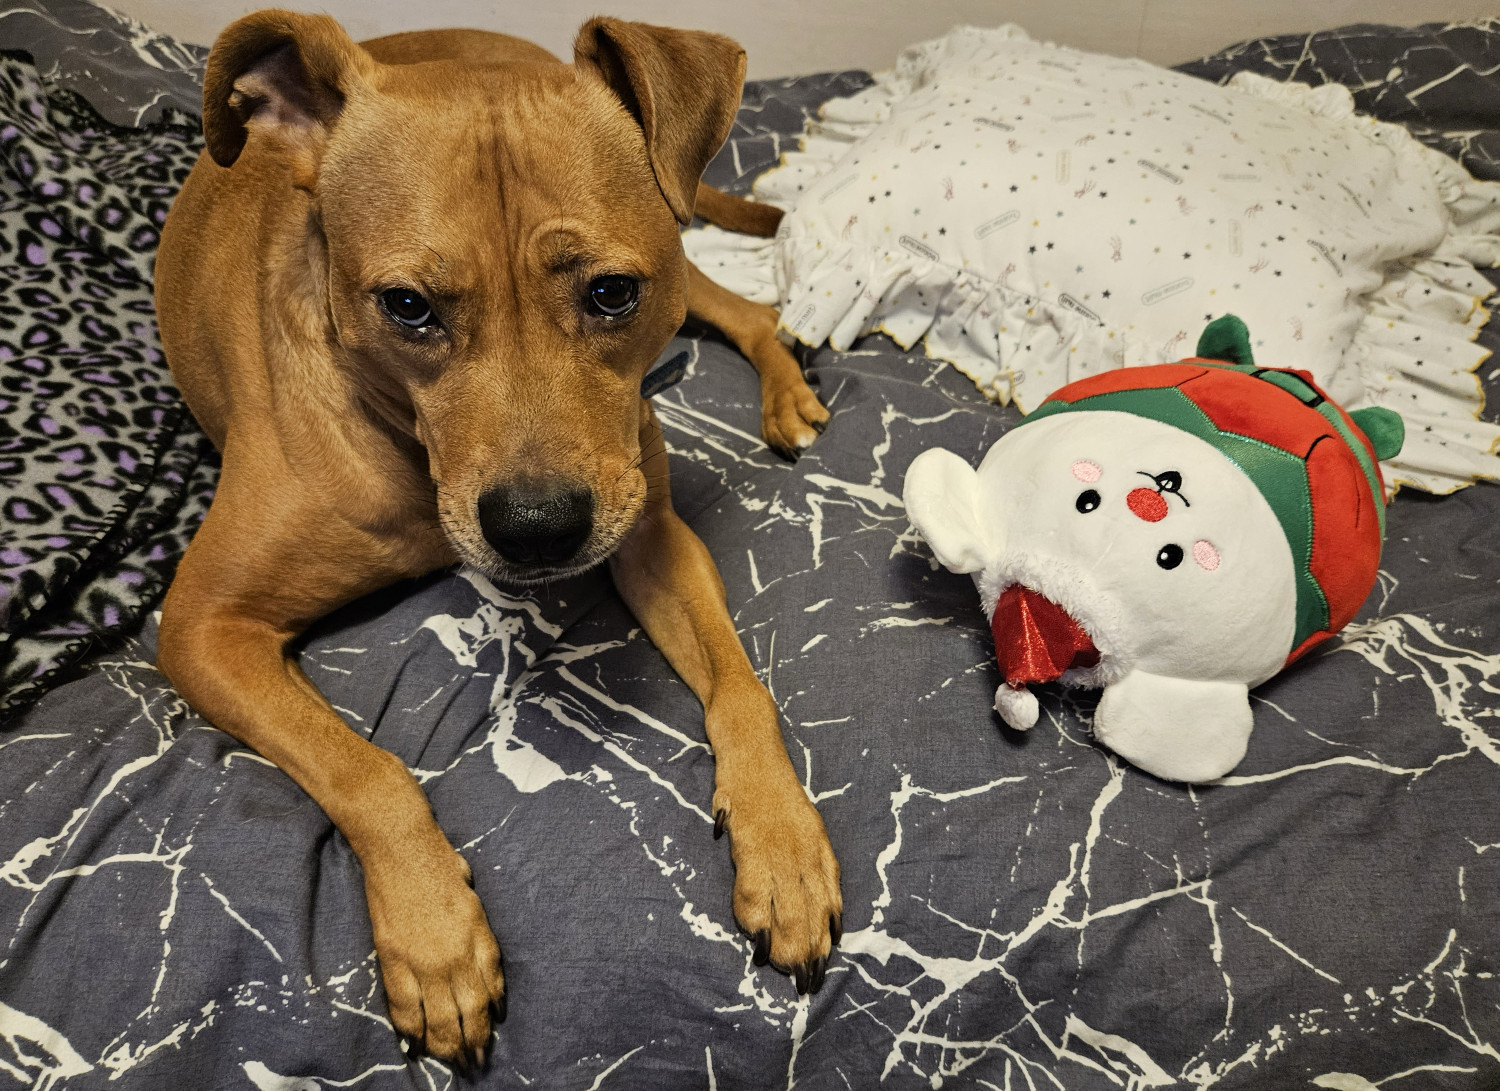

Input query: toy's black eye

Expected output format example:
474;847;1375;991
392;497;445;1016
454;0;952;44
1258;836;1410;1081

1075;489;1101;513
380;288;434;329
587;275;639;318
1157;544;1184;569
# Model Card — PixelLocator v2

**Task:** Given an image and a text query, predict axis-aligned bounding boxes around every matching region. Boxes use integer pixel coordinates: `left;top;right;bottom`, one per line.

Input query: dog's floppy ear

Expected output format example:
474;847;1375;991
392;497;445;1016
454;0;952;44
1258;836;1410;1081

202;9;376;179
574;18;745;225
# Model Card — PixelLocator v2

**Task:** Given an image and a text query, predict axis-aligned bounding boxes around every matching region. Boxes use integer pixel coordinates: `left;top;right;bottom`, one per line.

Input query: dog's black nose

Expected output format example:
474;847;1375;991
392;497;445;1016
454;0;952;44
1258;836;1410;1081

476;482;594;567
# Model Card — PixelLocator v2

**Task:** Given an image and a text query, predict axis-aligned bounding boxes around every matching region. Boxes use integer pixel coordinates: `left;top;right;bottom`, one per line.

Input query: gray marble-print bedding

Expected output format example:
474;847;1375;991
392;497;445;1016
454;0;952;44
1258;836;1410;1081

0;3;1498;1089
0;0;204;127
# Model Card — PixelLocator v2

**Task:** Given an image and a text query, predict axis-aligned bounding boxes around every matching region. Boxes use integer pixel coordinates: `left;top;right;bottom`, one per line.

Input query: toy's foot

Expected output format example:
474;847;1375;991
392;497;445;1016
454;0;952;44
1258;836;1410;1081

1094;670;1252;782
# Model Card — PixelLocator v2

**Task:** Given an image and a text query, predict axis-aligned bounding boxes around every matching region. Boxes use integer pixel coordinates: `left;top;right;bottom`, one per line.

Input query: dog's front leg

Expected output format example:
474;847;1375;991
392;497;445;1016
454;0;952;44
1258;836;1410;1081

156;468;503;1062
687;261;830;461
609;406;841;993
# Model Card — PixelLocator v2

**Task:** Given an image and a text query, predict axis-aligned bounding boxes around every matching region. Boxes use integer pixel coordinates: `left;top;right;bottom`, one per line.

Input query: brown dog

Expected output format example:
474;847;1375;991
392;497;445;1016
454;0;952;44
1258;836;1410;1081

152;9;841;1064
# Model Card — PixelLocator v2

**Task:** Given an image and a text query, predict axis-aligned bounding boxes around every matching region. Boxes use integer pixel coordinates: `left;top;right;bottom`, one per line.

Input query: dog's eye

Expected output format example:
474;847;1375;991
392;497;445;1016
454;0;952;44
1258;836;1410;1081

1156;544;1184;570
1075;489;1101;513
587;275;639;318
380;288;435;329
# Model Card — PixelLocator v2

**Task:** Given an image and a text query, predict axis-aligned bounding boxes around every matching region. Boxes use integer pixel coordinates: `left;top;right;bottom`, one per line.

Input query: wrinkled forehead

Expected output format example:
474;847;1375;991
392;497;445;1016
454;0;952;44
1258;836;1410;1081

318;62;671;274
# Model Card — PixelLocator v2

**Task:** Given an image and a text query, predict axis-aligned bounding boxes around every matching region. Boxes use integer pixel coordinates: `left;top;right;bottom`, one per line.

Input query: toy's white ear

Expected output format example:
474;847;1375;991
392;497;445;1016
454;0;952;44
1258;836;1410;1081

1093;670;1253;783
903;448;990;574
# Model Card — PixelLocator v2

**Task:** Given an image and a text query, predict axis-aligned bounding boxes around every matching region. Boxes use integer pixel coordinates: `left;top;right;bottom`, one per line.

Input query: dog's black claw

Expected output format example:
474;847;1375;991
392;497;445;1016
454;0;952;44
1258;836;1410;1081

493;992;507;1025
752;929;771;967
830;912;843;947
770;443;800;463
713;809;727;840
403;1036;424;1061
812;418;828;434
809;956;828;995
794;963;810;995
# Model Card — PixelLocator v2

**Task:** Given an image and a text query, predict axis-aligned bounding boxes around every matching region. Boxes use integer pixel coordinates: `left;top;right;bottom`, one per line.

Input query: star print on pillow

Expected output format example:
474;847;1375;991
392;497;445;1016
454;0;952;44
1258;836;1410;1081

684;25;1500;492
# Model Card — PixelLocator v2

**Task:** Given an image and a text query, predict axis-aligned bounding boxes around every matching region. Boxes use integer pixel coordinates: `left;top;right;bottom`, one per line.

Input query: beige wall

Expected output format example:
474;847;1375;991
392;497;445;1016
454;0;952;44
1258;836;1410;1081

108;0;1500;77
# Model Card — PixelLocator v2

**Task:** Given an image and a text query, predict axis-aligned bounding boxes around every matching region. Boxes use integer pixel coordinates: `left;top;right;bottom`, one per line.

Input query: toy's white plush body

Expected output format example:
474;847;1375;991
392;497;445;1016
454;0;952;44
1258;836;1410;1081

904;410;1298;782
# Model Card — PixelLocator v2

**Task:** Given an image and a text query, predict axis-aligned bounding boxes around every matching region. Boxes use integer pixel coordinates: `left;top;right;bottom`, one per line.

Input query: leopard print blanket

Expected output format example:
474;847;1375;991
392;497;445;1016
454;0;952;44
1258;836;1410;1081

0;52;216;718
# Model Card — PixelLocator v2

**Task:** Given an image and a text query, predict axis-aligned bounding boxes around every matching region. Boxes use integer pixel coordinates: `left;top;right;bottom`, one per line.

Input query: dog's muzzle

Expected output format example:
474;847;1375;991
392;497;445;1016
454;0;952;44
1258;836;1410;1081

476;481;594;568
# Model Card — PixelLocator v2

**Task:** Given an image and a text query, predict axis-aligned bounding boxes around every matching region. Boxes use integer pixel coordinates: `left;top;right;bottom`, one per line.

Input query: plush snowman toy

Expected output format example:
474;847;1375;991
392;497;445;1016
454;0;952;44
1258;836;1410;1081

902;317;1404;782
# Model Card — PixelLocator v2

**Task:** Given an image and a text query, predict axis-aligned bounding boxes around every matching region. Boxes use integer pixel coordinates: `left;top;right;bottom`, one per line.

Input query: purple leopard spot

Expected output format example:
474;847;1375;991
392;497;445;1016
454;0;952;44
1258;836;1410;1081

104;206;123;225
148;545;166;561
39;217;61;237
103;606;120;627
81;424;104;436
10;502;31;520
78;183;95;203
0;125;16;140
45;536;68;548
45;485;73;506
21;358;45;373
24;243;45;266
28;99;43;118
57;447;84;463
118;571;144;586
39;180;63;197
119;451;138;473
1;548;27;564
40;417;59;435
0;346;10;359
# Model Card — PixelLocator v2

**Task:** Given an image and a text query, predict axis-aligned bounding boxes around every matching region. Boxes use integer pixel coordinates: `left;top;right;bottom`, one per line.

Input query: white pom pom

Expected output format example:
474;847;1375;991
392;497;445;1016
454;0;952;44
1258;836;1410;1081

993;684;1038;731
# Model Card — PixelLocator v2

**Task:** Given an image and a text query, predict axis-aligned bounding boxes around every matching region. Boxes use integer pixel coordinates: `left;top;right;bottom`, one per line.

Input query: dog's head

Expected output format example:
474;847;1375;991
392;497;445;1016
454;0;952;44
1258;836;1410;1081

201;11;744;582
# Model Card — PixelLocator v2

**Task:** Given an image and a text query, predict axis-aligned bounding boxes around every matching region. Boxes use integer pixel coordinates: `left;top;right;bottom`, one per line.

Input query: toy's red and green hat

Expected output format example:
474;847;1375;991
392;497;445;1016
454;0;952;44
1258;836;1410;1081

1021;315;1404;663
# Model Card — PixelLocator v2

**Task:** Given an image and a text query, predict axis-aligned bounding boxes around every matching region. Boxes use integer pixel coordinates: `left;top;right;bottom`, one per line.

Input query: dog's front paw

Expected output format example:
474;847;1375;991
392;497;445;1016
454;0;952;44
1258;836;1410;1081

757;343;831;460
714;776;842;993
365;849;505;1065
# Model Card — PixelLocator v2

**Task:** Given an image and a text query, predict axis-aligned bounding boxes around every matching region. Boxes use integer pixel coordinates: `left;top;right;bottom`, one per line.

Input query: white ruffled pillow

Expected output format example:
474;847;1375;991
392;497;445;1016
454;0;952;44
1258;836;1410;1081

685;25;1500;492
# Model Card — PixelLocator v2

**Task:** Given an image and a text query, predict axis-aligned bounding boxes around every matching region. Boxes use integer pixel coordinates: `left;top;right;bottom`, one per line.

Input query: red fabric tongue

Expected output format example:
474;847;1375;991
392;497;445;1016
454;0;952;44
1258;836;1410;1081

991;585;1100;685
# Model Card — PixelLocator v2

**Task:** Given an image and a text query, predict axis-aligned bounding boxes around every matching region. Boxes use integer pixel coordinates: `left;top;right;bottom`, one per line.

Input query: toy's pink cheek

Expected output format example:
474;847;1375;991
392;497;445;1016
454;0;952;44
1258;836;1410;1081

1193;540;1221;571
1071;459;1101;483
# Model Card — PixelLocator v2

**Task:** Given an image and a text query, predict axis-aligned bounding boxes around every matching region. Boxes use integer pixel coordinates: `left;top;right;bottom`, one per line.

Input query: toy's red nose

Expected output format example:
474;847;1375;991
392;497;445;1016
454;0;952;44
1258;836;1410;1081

991;585;1100;686
1127;487;1168;522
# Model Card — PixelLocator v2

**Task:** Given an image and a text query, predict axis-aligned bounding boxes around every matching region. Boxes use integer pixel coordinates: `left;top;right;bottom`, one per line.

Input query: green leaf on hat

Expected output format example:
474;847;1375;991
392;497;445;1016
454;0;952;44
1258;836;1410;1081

1195;314;1254;366
1349;406;1405;462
